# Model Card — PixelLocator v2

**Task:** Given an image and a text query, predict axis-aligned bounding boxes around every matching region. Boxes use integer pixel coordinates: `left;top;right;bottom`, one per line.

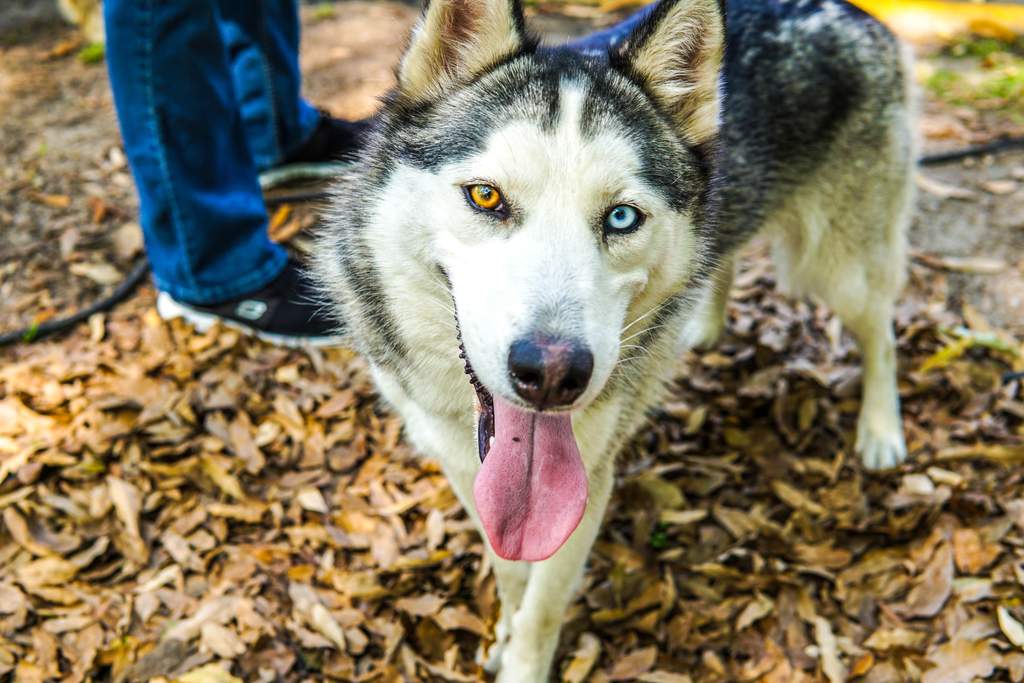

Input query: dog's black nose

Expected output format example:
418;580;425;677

508;335;594;410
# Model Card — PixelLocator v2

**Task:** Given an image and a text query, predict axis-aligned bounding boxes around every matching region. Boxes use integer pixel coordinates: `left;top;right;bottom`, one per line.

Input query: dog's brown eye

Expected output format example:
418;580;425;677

465;184;504;212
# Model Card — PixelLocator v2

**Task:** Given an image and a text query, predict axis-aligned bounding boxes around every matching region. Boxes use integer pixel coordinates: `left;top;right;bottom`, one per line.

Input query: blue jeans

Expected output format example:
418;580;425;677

104;1;652;305
564;4;655;53
104;0;319;304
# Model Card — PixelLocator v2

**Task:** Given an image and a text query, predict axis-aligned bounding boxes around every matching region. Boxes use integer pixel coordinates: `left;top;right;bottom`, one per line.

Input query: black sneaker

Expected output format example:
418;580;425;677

156;259;345;348
282;110;372;165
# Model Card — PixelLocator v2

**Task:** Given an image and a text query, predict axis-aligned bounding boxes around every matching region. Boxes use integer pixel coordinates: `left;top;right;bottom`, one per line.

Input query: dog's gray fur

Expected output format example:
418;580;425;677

313;0;913;678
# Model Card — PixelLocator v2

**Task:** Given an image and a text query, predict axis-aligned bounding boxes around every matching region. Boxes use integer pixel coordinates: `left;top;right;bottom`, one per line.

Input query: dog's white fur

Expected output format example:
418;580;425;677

57;0;104;45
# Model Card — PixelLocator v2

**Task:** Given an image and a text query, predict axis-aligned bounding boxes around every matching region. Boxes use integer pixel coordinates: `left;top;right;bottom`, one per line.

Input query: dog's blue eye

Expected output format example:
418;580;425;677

604;205;643;234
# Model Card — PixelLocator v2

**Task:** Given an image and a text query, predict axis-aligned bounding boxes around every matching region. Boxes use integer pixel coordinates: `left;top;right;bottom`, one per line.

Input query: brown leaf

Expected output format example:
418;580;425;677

735;593;775;631
15;557;78;589
111;222;144;260
921;638;995;683
998;606;1024;651
69;261;122;285
200;454;247;500
951;528;1001;574
434;605;486;636
395;594;445;617
814;617;847;683
227;412;265;475
900;542;953;618
31;192;72;209
107;476;148;563
772;480;826;517
563;632;601;683
608;646;657;681
2;507;53;557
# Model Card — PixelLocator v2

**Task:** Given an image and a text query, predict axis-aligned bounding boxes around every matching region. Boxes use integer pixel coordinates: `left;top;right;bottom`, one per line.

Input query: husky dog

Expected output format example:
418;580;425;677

313;0;913;678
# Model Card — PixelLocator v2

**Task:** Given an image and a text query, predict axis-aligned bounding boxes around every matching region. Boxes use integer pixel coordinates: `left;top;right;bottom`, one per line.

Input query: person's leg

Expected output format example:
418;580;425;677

217;0;320;170
104;0;286;305
565;3;657;53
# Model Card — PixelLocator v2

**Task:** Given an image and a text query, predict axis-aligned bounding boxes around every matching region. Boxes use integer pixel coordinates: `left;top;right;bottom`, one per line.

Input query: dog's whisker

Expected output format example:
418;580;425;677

423;298;459;328
621;301;664;336
620;324;667;345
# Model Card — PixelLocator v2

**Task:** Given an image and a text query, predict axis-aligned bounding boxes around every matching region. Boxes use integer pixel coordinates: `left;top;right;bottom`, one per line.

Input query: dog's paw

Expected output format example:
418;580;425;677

856;419;907;470
480;639;507;675
494;658;544;683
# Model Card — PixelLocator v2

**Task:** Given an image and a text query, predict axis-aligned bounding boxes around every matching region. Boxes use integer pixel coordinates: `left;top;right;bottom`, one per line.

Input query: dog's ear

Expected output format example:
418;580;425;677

612;0;725;145
398;0;528;102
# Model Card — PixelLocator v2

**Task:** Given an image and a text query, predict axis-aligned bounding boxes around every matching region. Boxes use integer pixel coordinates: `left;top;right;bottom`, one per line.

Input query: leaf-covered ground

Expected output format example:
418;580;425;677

2;3;1024;682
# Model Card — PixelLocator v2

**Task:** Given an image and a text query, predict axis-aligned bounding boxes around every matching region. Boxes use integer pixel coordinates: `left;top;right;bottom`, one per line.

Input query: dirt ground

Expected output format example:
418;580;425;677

1;3;1024;683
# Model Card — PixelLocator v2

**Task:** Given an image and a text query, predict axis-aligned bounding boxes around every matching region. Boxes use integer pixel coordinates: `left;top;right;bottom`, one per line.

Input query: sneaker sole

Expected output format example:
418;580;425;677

156;292;348;350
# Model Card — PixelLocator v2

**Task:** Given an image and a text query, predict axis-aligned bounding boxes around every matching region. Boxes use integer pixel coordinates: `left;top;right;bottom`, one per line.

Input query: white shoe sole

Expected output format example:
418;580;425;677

156;292;348;349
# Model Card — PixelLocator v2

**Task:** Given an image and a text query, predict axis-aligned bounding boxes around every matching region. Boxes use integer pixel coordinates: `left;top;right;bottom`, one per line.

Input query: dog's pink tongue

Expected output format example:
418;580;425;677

473;398;588;562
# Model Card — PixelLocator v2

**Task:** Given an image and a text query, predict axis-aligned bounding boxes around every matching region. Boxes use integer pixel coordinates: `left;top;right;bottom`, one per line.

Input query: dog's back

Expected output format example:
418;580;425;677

718;0;913;250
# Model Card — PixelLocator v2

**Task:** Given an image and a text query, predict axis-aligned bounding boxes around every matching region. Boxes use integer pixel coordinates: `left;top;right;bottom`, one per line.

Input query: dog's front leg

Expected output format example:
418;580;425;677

436;457;531;671
496;463;615;682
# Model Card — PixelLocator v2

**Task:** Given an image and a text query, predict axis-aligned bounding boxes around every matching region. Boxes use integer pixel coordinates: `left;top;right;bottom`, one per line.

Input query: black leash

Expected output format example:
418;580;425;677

0;259;151;347
4;137;1024;348
919;136;1024;166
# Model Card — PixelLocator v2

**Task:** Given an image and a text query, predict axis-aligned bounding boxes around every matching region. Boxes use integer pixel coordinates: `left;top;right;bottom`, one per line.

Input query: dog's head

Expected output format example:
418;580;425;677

319;0;725;561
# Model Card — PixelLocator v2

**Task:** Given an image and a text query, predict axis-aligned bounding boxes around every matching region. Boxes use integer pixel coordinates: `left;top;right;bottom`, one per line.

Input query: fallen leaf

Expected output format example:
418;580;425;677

921;638;995;683
289;583;346;651
900;542;954;618
735;593;775;631
563;632;601;683
16;557;78;589
69;261;122;285
296;486;329;514
176;663;243;683
31;192;72;209
200;622;246;659
200;455;247;500
916;174;977;200
981;179;1018;195
609;646;657;681
998;606;1024;650
952;528;1001;574
814;617;847;683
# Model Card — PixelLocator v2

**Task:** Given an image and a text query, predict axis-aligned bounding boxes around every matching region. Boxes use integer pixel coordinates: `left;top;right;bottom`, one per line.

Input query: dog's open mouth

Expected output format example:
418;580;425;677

454;315;588;563
457;328;495;463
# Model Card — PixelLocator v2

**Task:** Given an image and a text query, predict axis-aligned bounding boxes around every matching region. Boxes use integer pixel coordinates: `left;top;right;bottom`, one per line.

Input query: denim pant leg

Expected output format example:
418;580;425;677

104;0;287;305
565;3;657;53
218;0;320;171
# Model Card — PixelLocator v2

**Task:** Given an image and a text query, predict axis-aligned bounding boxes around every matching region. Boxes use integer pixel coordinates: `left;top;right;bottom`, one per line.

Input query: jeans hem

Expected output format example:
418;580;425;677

153;245;288;305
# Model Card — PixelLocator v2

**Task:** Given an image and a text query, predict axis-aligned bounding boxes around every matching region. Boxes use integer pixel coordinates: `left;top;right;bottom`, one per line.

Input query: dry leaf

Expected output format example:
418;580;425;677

69;261;122;285
176;663;244;683
609;646;657;681
200;622;246;659
998;606;1024;650
952;528;1001;574
916;174;977;200
200;455;246;500
921;638;995;683
296;487;329;514
563;632;601;683
981;179;1018;195
289;583;346;651
735;593;775;631
900;543;954;618
814;617;847;683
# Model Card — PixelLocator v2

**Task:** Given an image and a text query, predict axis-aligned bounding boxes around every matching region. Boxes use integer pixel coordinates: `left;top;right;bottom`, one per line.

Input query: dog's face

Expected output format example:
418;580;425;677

320;0;725;561
389;0;722;406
